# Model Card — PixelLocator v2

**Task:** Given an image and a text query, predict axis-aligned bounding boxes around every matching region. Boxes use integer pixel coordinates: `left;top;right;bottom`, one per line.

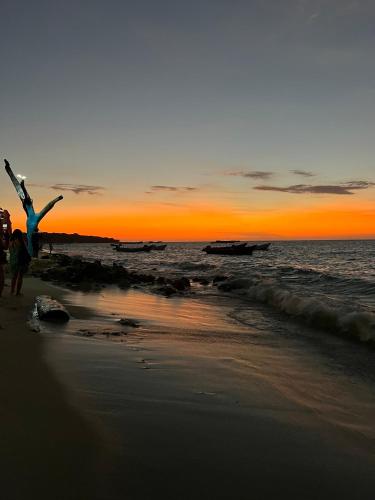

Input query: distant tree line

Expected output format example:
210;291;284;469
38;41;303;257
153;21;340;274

39;232;118;244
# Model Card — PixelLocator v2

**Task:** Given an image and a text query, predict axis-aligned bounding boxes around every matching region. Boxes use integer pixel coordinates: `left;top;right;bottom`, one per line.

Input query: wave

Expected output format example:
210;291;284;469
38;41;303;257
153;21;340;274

178;262;217;271
219;278;375;343
276;265;375;291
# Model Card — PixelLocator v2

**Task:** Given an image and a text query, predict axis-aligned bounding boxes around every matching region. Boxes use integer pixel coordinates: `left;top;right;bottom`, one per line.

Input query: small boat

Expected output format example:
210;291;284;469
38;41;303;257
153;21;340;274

149;244;167;250
213;240;239;244
119;241;143;244
115;244;152;253
254;243;271;251
202;243;256;255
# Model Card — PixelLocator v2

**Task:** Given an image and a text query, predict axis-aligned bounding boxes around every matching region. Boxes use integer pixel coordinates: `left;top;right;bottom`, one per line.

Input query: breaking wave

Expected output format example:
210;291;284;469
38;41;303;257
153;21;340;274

178;262;217;271
219;277;375;344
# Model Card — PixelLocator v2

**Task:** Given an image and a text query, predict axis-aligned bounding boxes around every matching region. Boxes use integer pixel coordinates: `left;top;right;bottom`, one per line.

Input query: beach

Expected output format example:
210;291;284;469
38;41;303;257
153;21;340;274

2;256;375;499
2;0;375;497
0;277;112;500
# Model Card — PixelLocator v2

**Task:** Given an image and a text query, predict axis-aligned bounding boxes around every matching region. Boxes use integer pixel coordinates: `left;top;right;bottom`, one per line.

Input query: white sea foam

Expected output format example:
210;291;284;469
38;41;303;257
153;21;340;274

219;278;375;343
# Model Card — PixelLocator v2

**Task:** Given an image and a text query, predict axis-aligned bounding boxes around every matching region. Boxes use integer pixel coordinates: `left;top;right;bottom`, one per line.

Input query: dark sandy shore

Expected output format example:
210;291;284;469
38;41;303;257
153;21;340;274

2;273;375;500
0;277;114;500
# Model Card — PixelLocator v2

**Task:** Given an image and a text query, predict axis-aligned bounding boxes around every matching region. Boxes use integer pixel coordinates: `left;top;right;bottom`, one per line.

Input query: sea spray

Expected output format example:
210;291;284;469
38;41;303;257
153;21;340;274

219;277;375;343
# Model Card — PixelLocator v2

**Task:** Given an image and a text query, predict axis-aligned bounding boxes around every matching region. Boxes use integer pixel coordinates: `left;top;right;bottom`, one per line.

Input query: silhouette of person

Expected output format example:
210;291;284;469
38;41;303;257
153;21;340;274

9;229;31;296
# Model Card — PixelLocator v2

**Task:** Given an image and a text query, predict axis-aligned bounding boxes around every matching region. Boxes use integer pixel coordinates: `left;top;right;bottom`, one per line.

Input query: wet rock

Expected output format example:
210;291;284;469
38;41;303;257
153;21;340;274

53;253;73;266
213;275;228;285
218;278;248;291
156;285;177;297
77;329;96;337
129;273;155;284
37;252;196;297
118;279;131;289
118;318;140;328
192;277;209;285
77;328;127;337
170;277;190;291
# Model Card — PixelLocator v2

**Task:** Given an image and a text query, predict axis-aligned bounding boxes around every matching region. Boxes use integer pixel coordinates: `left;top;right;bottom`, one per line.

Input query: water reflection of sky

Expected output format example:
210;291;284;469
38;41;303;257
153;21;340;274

63;286;248;334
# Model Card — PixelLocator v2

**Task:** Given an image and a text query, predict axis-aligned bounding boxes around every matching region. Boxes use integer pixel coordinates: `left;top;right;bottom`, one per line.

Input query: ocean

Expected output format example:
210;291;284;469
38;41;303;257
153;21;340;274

51;240;375;343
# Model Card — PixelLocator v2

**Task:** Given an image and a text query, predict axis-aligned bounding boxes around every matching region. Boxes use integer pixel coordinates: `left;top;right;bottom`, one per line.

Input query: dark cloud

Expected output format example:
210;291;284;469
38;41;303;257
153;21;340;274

342;181;374;189
50;184;105;195
290;169;315;177
225;170;274;180
150;185;197;192
254;181;375;195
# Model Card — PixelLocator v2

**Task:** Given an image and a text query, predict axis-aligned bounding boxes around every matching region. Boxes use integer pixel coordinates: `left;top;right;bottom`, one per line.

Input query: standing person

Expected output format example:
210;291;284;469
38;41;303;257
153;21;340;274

0;236;7;297
0;209;11;298
9;229;31;296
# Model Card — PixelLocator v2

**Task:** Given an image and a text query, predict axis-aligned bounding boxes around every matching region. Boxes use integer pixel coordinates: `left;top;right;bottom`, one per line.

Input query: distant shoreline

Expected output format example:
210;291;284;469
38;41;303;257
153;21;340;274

48;237;375;243
39;232;118;244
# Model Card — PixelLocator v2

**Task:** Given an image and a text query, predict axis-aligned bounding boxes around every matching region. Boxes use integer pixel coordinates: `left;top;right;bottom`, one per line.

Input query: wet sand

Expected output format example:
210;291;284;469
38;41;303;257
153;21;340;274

44;286;375;499
0;277;111;500
2;276;375;499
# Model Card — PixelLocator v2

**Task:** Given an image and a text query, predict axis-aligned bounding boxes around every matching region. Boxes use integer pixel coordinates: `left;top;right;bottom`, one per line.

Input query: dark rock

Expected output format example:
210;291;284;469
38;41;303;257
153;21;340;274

156;276;166;285
170;277;190;291
51;253;73;265
129;273;155;284
77;329;95;337
156;285;177;297
118;318;140;328
77;328;127;337
192;277;209;285
118;279;131;289
213;275;228;284
218;278;249;291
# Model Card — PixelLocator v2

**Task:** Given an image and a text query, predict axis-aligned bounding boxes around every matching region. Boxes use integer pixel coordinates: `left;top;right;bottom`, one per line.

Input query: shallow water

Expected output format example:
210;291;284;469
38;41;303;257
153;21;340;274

51;240;375;343
41;283;375;439
34;283;375;500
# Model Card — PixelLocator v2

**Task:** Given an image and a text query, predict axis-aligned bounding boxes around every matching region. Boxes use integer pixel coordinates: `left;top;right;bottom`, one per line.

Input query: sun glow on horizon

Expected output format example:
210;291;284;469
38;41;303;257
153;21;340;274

7;199;375;241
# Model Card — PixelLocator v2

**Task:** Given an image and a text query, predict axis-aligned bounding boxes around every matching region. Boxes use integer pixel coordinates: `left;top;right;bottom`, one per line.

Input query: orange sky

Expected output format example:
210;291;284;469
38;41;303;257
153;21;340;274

8;200;375;241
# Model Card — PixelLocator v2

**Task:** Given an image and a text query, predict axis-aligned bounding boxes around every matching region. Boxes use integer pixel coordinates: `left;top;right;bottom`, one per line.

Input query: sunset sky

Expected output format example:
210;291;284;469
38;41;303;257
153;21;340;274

1;0;374;240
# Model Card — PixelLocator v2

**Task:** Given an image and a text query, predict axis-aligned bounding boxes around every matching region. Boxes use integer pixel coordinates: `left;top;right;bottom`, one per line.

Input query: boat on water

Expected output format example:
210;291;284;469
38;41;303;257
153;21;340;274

119;241;143;244
213;240;239;244
149;243;167;250
202;243;256;255
115;244;152;253
113;241;167;252
254;242;271;251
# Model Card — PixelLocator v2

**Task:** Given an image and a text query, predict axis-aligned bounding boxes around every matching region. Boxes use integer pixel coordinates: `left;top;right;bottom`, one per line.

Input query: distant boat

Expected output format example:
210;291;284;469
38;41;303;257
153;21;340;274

213;240;240;244
149;244;167;250
254;243;271;251
119;241;144;244
114;244;152;253
202;243;256;255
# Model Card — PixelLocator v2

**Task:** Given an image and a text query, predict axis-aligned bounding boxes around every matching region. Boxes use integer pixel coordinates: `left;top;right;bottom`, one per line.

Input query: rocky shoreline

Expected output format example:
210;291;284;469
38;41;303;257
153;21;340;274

30;253;228;297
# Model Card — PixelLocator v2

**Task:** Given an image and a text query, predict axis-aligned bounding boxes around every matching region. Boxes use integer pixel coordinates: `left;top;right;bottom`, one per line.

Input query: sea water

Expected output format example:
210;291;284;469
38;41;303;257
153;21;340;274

42;239;375;496
51;240;375;343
